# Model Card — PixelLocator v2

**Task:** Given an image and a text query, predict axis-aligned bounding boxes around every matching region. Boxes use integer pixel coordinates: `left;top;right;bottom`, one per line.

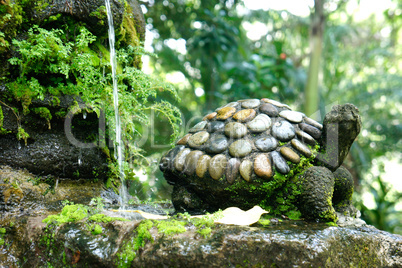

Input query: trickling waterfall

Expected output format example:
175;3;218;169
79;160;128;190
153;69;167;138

105;0;128;209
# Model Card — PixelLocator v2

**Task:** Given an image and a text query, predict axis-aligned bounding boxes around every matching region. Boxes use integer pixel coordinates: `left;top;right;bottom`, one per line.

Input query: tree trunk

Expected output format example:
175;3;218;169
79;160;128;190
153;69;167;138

305;0;325;119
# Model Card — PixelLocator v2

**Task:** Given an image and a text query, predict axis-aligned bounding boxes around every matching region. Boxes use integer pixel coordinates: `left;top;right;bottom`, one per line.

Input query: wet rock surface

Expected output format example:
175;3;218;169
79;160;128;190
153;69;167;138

2;212;401;267
0;101;109;179
1;167;400;268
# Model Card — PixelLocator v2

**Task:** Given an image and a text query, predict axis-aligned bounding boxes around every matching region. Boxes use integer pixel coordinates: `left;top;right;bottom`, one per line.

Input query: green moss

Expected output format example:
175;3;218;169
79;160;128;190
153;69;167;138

88;213;128;223
91;224;103;235
197;227;212;238
326;222;338;227
117;220;154;268
286;210;302;220
42;204;88;225
17;126;29;145
90;6;107;26
155;220;186;236
0;228;6;234
258;218;271;226
33;107;52;129
0;238;4;246
225;152;315;217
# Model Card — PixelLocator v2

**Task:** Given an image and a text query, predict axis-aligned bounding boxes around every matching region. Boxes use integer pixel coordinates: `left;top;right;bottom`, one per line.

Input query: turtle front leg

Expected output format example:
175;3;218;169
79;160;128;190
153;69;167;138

332;166;358;217
298;166;338;222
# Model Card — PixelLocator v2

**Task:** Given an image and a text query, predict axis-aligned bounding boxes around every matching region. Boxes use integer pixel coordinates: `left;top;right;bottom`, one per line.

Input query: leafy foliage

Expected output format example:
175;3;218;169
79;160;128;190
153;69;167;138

6;24;181;175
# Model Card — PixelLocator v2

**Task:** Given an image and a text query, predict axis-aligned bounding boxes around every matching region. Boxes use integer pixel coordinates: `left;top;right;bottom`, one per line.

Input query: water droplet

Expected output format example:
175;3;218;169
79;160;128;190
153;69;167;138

78;158;82;165
83;111;87;119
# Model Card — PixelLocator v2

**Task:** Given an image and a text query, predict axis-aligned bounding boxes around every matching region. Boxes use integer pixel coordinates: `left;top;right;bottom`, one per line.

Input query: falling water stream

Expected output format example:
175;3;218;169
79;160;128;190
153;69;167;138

105;0;128;209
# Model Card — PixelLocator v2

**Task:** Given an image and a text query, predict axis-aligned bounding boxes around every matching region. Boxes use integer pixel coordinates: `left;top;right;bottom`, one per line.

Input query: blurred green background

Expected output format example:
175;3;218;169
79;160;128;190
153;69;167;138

129;0;401;234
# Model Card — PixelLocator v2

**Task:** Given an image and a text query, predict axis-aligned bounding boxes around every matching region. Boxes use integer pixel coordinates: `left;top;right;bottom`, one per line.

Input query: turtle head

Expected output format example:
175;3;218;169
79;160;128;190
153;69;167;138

317;104;361;171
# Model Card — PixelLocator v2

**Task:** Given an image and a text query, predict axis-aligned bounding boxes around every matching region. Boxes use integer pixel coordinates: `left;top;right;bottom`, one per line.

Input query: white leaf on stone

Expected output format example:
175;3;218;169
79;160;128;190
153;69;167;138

213;206;269;226
114;205;269;226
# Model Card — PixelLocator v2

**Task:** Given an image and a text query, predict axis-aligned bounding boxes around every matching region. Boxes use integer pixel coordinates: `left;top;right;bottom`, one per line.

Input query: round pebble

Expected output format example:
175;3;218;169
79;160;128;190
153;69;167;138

239;159;253;182
279;110;304;123
303;117;323;130
196;155;211;178
184;150;204;175
205;134;228;154
255;136;278;152
176;133;192;145
160;145;185;171
272;120;295;141
203;112;217;121
215;102;238;112
299;123;321;140
296;130;316;146
291;139;312;158
271;151;290;174
226;158;241;184
233;109;256;122
224;122;248;138
254;154;273;179
207;121;225;133
280;147;300;164
208;154;227;180
229;139;253;157
188;131;210;148
240;99;261;109
247;114;271;133
189;121;207;133
261;98;291;109
174;148;191;172
216;106;236;120
260;103;279;117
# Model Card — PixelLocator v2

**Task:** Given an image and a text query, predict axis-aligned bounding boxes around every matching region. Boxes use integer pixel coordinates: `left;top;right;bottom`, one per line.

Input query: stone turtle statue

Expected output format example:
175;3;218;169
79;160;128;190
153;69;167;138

160;99;361;222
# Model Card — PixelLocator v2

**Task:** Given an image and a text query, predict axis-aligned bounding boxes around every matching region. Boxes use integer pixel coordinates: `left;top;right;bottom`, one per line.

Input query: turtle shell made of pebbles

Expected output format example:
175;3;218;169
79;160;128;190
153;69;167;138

160;98;323;184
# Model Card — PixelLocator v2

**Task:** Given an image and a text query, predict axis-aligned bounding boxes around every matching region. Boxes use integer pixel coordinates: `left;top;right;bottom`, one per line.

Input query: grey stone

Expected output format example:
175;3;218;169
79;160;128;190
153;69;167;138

229;139;253;157
205;134;228;154
226;158;241;184
255;136;278;152
271;151;290;174
247;114;271;133
239;99;261;109
304;116;323;130
279;110;304;123
159;145;185;171
299;123;321;140
296;130;316;146
207;121;225;133
262;98;291;109
224;122;248;138
272;120;295;141
260;103;279;117
189;121;207;133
